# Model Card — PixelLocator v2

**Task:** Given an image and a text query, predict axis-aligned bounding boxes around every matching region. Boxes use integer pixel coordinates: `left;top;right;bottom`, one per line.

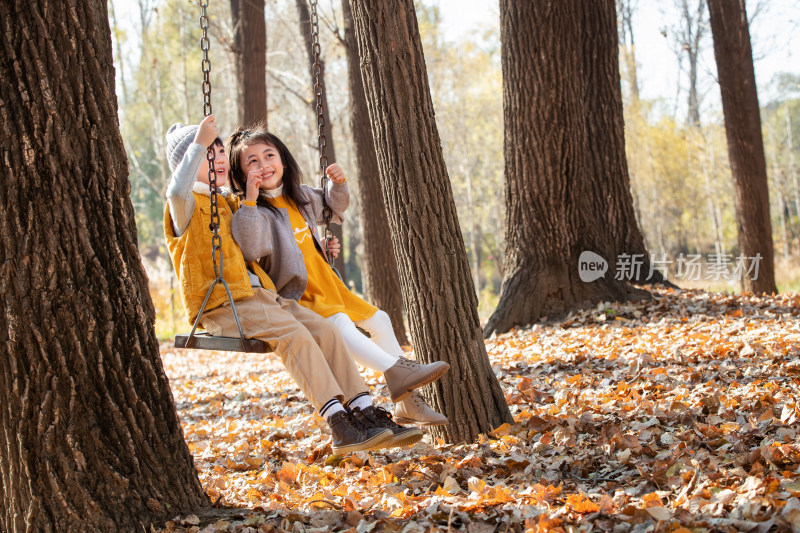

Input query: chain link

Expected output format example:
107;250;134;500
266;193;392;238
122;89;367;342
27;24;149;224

184;0;249;353
199;0;223;280
309;0;334;267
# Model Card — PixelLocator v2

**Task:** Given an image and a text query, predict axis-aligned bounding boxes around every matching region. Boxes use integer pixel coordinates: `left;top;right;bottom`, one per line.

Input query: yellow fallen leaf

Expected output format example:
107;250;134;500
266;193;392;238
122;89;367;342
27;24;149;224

566;493;599;513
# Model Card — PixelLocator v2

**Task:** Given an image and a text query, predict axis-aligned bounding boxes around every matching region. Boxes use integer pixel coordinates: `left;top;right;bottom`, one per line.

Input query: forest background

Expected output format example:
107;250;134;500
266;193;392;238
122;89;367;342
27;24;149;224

109;0;800;338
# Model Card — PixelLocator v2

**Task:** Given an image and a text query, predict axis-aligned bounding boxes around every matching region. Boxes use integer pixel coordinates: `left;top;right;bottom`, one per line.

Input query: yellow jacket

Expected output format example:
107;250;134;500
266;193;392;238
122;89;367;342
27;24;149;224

164;192;276;325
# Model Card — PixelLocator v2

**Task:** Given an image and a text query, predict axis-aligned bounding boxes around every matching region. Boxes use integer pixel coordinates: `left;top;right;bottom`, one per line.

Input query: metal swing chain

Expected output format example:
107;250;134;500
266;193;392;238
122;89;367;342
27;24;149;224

199;0;223;280
185;0;248;353
309;0;335;268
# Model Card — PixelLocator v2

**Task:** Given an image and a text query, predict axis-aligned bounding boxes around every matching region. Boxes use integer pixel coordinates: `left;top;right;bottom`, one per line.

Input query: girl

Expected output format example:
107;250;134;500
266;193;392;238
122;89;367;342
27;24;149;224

163;116;414;454
229;127;449;427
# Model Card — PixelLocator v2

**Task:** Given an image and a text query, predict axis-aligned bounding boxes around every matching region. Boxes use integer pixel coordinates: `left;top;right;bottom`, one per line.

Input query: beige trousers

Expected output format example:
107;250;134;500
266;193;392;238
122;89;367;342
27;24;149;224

200;288;368;412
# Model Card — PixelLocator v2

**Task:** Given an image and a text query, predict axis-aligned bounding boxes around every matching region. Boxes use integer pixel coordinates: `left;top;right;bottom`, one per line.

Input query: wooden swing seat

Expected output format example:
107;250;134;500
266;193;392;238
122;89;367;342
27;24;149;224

174;332;273;353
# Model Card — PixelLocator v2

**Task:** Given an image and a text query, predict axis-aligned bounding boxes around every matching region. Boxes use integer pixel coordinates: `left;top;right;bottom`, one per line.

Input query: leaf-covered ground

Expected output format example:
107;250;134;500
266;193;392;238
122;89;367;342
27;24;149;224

157;288;800;532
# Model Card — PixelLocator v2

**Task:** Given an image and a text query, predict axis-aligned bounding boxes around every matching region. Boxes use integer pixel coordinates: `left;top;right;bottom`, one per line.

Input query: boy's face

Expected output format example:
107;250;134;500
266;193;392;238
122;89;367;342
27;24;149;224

196;143;228;187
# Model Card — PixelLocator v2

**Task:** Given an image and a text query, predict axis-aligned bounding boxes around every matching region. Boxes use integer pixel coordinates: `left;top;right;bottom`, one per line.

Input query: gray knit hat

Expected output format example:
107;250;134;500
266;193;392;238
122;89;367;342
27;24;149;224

165;123;199;173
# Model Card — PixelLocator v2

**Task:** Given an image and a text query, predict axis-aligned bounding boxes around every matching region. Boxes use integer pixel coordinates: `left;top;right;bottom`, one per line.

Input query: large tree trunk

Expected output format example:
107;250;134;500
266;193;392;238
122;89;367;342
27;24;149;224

295;0;346;278
583;0;667;286
349;0;513;443
707;0;777;293
485;0;648;338
0;2;209;531
341;0;407;344
231;0;267;126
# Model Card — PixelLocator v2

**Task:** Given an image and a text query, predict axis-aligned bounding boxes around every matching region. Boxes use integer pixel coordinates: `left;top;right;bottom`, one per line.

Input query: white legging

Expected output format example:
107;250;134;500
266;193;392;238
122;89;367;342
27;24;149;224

328;310;403;372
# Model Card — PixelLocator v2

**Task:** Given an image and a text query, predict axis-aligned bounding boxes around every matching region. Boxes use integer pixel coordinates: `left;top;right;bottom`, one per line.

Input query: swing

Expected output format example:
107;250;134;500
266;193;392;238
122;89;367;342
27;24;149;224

308;0;340;273
174;0;335;353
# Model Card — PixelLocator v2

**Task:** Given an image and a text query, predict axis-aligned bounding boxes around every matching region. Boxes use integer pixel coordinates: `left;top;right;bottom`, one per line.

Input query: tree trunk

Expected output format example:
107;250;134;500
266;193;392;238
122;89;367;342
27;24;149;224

295;0;346;279
485;0;649;338
583;0;666;286
231;0;267;126
349;0;513;443
679;0;706;128
341;0;407;344
707;0;777;293
0;2;209;531
108;0;128;107
786;108;800;244
767;125;790;259
616;0;640;104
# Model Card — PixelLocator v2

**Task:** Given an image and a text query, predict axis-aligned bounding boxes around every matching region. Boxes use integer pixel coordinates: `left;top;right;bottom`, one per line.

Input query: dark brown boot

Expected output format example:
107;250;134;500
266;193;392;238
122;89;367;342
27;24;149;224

327;410;392;455
351;406;423;448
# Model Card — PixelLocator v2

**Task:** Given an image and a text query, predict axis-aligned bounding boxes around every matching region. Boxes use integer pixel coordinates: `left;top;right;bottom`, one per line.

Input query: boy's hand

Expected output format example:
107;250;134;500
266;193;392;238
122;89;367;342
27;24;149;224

323;235;341;259
194;115;220;148
245;169;263;203
325;163;347;184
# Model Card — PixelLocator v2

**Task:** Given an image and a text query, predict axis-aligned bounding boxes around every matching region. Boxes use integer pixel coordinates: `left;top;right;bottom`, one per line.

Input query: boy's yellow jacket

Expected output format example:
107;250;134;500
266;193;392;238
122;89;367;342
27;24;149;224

164;192;276;325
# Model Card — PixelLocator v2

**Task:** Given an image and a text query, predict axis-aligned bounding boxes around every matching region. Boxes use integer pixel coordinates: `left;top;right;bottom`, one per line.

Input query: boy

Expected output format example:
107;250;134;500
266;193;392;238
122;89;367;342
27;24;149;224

164;115;423;453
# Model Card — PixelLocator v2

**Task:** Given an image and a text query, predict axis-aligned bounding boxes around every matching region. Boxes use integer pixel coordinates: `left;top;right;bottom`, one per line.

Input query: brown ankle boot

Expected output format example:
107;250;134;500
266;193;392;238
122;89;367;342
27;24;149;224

327;410;393;455
383;357;450;402
351;406;423;448
394;391;448;426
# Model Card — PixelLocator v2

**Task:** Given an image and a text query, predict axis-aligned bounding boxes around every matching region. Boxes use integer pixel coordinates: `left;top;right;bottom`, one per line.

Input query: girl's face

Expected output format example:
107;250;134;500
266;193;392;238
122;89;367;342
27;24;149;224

241;142;284;190
196;143;228;187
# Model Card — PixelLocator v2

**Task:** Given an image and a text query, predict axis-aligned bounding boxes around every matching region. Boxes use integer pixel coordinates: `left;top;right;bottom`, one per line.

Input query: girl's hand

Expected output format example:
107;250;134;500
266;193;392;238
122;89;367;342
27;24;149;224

323;235;341;259
245;169;263;203
325;163;347;184
194;115;220;148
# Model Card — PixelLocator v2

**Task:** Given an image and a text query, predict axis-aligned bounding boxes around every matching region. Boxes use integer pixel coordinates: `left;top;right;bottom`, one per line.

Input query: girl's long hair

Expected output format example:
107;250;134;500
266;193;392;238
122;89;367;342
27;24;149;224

227;126;308;213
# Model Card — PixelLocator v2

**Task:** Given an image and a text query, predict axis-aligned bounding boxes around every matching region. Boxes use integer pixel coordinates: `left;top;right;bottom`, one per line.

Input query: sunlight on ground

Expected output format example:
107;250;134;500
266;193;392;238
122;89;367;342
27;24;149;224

158;287;800;531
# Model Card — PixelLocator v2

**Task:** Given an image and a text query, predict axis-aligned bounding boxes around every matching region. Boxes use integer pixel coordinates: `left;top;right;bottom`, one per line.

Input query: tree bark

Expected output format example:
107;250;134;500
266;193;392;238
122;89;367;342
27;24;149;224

296;0;346;279
583;0;667;286
349;0;513;443
341;0;407;344
485;0;649;338
231;0;267;127
0;2;209;531
707;0;777;293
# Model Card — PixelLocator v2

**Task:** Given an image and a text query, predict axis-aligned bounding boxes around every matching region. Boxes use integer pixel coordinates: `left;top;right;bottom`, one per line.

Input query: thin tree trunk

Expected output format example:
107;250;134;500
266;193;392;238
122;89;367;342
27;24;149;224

349;0;513;443
675;0;706;128
108;0;128;106
687;0;705;128
617;0;640;104
707;0;777;293
786;108;800;240
341;0;407;343
486;0;651;337
230;0;267;126
0;2;209;531
700;135;724;255
766;124;790;259
296;0;346;278
688;45;701;127
137;0;153;64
